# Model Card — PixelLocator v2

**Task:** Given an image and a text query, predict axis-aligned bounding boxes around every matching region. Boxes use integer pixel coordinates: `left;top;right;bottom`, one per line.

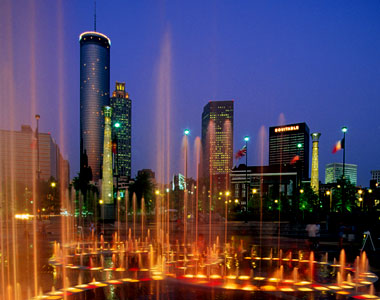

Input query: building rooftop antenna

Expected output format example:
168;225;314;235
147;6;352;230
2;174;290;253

94;0;96;31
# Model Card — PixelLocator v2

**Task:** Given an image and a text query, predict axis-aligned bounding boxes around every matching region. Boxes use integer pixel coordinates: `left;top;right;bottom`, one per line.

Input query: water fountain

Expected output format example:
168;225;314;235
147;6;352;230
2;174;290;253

0;2;379;300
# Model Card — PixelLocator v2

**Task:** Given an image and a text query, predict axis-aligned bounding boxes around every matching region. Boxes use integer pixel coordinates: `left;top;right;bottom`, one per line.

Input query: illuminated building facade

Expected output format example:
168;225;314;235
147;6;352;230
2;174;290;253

230;164;297;211
201;100;234;193
0;125;70;188
80;31;111;181
110;82;132;179
325;163;357;186
310;133;321;193
269;122;310;179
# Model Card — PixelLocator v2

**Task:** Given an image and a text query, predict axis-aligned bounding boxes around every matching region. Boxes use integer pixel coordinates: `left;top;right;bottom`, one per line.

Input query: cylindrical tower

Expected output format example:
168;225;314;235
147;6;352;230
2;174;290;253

311;133;321;194
102;106;113;204
80;31;111;181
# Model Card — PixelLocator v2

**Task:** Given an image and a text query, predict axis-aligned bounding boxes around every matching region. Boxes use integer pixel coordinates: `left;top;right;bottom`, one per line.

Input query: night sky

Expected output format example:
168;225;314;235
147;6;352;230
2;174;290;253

1;0;380;186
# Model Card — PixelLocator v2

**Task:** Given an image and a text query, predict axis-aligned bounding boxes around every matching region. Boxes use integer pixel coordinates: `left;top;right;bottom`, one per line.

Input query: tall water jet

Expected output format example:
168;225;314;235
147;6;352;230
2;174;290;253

182;133;189;251
155;28;172;253
132;193;137;242
339;249;346;282
194;137;202;251
57;1;69;297
141;197;145;241
258;125;266;274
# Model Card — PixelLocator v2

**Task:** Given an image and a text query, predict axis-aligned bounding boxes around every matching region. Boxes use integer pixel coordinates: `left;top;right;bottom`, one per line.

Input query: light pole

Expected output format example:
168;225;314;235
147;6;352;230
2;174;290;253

225;191;230;246
113;122;121;231
297;143;303;187
244;136;250;213
341;126;347;212
341;126;347;180
184;129;190;184
358;189;363;210
326;189;333;212
183;129;190;249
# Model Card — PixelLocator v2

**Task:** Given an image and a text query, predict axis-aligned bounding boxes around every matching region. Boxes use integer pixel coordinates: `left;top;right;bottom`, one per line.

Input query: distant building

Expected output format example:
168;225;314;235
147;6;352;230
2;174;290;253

110;82;132;179
80;31;111;181
201;100;234;193
0;125;69;188
230;164;298;210
325;163;357;185
172;173;186;191
370;170;380;183
269;123;310;179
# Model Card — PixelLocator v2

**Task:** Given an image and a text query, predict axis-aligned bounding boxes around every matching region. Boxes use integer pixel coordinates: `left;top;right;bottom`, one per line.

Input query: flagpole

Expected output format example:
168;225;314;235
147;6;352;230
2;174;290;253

244;136;250;212
341;126;347;180
341;126;347;213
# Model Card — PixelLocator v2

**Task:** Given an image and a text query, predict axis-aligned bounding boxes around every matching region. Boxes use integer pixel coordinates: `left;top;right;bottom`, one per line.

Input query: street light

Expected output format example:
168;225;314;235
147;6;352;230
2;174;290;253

183;129;190;248
244;136;250;213
224;191;230;245
326;189;333;212
113;121;122;226
341;126;348;179
50;182;56;188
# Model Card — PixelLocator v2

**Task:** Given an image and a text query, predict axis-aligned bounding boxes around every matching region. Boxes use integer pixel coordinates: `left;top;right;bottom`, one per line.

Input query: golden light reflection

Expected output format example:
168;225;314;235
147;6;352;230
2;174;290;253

281;288;295;292
298;287;313;292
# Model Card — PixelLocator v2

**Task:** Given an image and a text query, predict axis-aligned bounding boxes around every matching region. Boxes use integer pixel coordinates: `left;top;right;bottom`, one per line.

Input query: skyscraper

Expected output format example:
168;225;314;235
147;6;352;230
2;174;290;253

269;123;310;179
325;163;357;185
201;100;234;193
80;31;111;181
110;82;132;179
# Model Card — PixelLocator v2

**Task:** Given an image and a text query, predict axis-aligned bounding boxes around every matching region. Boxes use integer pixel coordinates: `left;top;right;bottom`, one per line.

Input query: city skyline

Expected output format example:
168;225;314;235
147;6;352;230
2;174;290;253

1;1;380;185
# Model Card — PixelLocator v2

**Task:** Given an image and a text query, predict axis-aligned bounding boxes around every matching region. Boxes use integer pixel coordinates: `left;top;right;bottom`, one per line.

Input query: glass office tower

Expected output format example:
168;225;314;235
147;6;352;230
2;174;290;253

80;31;111;181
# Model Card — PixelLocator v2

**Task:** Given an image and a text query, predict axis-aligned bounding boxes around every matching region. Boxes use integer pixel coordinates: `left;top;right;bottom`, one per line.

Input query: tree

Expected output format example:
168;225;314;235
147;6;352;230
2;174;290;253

299;183;319;213
332;178;357;213
128;172;155;212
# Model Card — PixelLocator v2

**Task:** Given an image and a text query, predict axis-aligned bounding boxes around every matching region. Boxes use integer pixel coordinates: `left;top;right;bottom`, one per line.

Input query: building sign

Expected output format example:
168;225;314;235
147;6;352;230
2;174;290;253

274;125;299;133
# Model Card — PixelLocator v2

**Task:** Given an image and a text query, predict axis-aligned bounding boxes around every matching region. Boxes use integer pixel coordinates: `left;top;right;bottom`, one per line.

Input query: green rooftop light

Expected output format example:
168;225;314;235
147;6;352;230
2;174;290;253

114;122;121;128
341;126;348;133
244;136;250;142
184;129;190;136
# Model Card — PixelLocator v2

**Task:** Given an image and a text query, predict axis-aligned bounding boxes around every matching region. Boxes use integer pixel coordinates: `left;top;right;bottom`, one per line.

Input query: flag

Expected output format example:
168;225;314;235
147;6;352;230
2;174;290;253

235;145;247;160
290;155;300;164
332;137;345;154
